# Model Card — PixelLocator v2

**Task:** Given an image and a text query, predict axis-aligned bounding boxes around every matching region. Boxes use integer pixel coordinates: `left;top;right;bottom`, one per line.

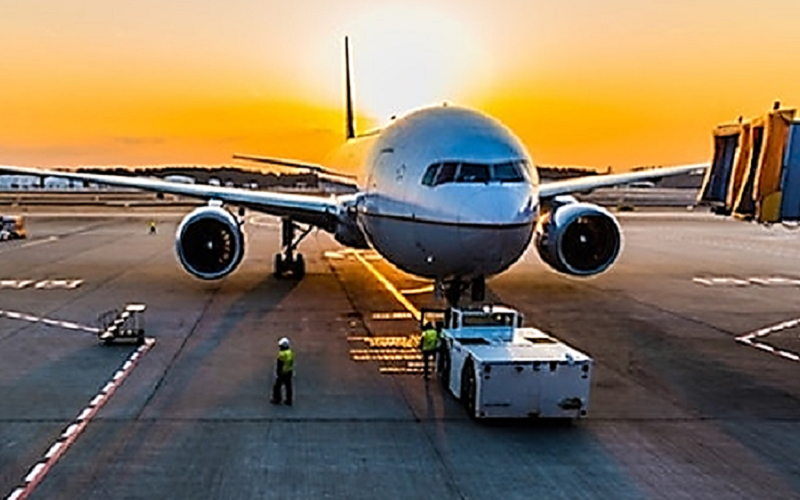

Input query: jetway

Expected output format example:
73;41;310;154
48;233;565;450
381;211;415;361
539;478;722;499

698;103;800;223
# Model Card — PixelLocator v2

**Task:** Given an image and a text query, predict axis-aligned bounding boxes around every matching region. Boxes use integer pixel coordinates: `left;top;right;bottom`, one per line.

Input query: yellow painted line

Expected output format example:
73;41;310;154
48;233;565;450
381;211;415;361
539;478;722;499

400;285;435;296
353;252;421;321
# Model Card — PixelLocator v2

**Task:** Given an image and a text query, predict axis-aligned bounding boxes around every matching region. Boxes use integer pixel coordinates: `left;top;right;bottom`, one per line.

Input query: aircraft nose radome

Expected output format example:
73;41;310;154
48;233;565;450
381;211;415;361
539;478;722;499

456;187;534;225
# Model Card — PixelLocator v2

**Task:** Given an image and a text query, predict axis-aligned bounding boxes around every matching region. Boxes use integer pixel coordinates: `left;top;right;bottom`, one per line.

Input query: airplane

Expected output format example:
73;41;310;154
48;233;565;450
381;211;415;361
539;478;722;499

0;37;706;305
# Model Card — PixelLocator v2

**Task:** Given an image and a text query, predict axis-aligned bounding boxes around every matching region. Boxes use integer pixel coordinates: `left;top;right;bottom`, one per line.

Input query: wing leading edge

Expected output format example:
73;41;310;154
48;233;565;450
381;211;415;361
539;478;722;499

539;163;708;199
0;164;343;229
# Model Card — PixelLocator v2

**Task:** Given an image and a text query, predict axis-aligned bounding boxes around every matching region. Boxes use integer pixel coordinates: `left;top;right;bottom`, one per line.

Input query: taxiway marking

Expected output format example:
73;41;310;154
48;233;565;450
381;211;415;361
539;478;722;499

353;251;421;321
736;318;800;363
694;276;800;287
0;279;83;290
4;338;156;500
0;309;100;333
400;285;435;296
371;311;415;321
0;236;59;254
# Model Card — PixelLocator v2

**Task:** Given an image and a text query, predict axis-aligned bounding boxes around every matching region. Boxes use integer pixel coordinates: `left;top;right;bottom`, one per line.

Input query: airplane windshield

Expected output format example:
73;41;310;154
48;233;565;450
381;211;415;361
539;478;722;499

493;162;525;182
456;163;490;183
422;160;529;187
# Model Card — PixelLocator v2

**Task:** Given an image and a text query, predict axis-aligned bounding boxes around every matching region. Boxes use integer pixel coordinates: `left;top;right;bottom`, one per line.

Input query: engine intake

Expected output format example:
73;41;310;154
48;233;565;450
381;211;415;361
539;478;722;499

535;202;622;276
175;206;245;280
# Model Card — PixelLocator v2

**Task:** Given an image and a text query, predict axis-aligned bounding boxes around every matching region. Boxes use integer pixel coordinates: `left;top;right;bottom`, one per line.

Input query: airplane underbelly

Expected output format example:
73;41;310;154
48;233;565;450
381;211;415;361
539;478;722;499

360;213;533;279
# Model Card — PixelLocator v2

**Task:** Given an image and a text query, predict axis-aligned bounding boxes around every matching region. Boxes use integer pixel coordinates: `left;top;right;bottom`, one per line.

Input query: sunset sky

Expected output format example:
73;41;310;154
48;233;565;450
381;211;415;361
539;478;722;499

1;0;799;171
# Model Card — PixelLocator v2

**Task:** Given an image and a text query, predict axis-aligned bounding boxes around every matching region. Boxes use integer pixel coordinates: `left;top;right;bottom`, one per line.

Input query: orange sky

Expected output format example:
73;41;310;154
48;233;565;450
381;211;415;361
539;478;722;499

1;0;799;171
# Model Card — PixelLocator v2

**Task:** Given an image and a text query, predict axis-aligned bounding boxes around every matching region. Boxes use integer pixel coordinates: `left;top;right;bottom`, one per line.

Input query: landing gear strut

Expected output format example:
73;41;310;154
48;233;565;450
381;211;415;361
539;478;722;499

470;277;485;302
274;218;311;279
440;276;485;307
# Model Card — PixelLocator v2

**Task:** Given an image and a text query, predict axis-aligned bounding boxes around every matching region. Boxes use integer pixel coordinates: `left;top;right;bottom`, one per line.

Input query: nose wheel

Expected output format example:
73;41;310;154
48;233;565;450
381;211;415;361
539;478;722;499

440;276;485;306
273;218;311;279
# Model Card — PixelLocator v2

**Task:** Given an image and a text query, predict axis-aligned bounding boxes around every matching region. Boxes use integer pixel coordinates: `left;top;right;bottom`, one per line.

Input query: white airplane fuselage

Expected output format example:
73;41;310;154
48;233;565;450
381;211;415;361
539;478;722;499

330;105;539;281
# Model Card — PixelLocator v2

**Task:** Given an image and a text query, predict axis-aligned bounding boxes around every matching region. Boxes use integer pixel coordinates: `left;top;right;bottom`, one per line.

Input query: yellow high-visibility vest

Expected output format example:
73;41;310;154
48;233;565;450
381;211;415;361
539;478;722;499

278;349;295;374
421;329;439;352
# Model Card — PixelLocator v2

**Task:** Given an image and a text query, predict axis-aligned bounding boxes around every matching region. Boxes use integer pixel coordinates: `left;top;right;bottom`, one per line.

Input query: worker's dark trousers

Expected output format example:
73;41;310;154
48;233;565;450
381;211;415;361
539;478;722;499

272;372;293;404
422;350;436;378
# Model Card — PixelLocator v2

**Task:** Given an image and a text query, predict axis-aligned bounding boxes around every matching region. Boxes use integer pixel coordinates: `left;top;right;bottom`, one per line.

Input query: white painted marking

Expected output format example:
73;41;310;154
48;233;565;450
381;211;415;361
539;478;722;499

44;443;63;459
6;337;156;500
0;309;99;334
0;280;33;289
123;361;133;370
695;275;800;288
736;317;800;364
24;463;45;483
0;236;59;254
113;370;124;381
323;251;346;260
371;312;414;320
7;487;25;500
102;382;115;394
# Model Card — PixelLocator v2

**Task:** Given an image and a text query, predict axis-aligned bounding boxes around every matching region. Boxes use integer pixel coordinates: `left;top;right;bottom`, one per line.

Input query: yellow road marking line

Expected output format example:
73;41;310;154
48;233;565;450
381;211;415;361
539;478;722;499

352;252;421;321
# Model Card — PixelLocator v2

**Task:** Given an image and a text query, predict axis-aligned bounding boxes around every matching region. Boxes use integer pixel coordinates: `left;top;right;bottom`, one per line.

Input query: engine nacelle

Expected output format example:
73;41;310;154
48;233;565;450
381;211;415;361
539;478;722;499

535;201;622;276
175;205;245;280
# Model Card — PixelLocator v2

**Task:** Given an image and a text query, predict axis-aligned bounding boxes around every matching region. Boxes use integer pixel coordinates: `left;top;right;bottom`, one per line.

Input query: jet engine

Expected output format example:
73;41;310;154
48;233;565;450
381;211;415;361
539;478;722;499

175;205;245;280
534;201;622;276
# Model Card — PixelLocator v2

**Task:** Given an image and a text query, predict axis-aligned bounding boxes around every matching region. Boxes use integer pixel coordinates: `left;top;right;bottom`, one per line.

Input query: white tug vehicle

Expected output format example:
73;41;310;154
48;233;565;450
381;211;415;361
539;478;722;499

421;305;593;419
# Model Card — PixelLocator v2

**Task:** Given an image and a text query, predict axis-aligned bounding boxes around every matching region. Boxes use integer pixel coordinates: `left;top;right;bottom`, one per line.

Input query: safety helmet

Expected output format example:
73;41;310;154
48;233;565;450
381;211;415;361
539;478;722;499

278;337;290;349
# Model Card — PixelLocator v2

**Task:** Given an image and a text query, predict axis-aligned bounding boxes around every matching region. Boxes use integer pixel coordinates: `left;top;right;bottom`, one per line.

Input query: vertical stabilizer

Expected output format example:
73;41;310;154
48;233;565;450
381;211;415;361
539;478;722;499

344;36;356;140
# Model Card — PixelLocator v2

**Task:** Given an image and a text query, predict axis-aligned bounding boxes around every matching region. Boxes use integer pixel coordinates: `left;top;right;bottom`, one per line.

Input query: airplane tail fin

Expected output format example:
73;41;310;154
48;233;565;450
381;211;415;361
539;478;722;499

344;36;356;140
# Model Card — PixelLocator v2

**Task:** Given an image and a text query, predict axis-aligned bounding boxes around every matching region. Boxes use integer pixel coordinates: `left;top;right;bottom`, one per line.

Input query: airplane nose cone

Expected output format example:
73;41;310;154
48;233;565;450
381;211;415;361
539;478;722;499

456;186;536;275
456;186;534;225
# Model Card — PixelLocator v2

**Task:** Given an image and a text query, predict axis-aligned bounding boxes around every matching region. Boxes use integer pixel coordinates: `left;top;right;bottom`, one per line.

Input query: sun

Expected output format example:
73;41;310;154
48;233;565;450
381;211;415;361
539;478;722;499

343;4;486;124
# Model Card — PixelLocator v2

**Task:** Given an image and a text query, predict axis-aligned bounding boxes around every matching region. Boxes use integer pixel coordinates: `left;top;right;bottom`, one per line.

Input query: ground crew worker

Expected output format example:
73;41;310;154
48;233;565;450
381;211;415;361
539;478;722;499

420;322;439;379
148;219;157;234
271;337;295;405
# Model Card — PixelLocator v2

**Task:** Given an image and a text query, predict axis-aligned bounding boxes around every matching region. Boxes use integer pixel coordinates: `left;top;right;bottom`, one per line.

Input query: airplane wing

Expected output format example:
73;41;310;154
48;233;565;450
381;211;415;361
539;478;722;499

539;163;708;199
233;154;358;180
0;164;343;229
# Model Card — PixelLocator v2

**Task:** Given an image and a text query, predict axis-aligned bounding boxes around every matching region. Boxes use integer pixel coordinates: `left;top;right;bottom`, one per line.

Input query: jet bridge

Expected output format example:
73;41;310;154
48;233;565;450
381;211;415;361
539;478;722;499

698;103;800;223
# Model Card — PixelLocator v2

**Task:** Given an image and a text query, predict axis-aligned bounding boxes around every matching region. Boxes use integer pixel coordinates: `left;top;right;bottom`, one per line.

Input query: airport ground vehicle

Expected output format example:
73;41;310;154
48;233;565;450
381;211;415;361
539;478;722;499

0;215;26;240
421;305;593;419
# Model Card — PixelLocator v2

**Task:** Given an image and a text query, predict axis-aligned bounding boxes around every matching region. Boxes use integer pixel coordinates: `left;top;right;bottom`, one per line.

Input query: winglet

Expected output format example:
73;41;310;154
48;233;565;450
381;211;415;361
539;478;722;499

344;36;356;140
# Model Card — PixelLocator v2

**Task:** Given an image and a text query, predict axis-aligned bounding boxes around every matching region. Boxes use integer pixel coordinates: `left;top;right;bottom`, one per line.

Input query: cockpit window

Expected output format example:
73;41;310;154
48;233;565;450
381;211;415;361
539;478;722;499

456;163;490;183
434;162;457;185
422;159;532;187
421;164;439;186
492;162;524;182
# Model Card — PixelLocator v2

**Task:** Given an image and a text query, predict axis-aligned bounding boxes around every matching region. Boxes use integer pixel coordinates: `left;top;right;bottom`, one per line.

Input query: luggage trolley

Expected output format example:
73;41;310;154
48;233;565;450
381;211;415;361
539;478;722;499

98;304;146;345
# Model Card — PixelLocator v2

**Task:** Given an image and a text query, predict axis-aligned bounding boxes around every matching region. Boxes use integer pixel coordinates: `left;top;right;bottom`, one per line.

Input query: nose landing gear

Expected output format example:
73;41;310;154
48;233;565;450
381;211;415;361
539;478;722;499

274;218;311;279
439;276;486;307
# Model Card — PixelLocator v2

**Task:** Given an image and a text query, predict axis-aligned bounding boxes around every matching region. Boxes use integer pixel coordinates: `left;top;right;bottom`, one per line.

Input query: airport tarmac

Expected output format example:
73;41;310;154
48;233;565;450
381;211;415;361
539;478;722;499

2;210;800;499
